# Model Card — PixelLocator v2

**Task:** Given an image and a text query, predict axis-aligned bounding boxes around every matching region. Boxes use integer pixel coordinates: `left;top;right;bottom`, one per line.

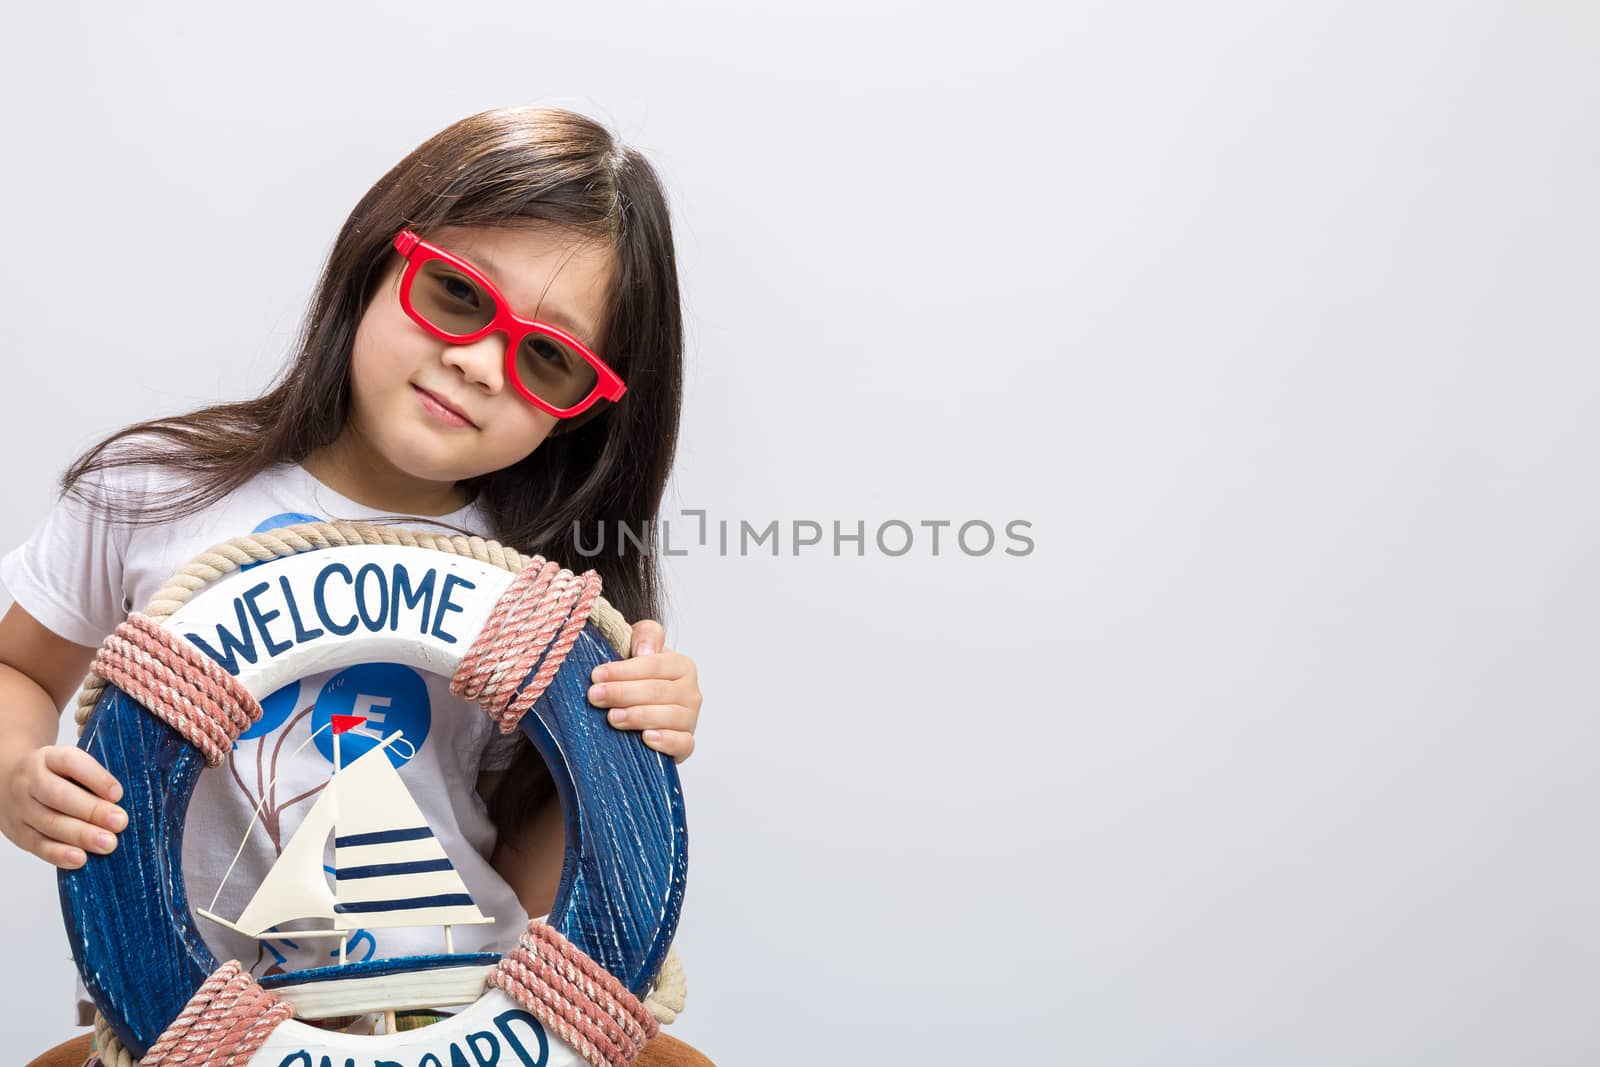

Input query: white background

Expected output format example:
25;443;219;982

1;2;1596;1063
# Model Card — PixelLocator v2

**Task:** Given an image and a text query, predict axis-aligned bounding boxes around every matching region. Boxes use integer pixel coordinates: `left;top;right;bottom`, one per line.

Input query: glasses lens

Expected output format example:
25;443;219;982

515;330;600;410
412;260;497;336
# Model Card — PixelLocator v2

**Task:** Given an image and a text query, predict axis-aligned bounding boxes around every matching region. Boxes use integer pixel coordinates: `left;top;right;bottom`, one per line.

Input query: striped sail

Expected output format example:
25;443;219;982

329;742;492;930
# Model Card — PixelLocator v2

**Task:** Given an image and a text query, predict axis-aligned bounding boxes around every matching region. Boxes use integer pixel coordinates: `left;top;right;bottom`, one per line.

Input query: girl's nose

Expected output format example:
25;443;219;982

440;333;506;392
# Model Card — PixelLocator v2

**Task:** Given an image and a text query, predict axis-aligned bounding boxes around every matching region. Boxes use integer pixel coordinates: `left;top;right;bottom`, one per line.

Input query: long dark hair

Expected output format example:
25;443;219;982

59;106;684;833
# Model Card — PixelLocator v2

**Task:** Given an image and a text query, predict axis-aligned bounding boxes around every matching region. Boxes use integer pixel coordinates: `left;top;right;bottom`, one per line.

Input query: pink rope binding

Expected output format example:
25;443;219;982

91;612;264;766
488;919;661;1067
450;555;604;733
141;960;293;1066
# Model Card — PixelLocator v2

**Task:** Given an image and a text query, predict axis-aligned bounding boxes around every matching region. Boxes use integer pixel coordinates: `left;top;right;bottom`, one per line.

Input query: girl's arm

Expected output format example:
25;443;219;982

0;603;126;869
480;769;565;920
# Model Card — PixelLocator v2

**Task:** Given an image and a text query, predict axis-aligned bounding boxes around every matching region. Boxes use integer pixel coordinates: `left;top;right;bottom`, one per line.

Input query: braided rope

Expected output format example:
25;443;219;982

74;521;683;1067
643;948;687;1025
139;960;293;1066
451;556;605;733
487;920;660;1067
90;613;263;766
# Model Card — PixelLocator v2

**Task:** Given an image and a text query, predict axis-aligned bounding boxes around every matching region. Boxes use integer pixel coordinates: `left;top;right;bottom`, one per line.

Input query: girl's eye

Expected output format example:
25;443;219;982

530;338;570;368
438;274;481;307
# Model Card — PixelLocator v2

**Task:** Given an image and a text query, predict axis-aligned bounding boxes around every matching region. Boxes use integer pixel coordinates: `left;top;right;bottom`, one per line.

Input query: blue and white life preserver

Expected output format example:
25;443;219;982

59;539;687;1065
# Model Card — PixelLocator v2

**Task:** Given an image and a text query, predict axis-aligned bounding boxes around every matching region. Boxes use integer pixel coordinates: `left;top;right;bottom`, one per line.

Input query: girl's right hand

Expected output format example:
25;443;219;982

1;745;126;869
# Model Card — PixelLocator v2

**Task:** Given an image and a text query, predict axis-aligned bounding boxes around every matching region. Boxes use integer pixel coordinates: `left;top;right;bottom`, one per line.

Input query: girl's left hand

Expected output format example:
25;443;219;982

588;619;702;763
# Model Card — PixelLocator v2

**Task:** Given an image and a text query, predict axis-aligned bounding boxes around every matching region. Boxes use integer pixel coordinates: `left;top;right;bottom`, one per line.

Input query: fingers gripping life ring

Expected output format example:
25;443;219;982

58;533;687;1066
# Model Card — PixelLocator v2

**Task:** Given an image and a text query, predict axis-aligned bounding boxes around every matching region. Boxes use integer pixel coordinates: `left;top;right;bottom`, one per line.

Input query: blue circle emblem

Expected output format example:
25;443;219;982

310;663;431;769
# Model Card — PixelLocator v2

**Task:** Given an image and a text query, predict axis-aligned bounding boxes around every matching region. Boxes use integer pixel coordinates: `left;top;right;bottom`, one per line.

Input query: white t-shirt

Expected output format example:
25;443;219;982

0;449;535;1018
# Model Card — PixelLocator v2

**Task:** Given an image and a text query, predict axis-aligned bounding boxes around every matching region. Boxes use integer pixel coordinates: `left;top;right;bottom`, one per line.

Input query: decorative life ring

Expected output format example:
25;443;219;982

58;526;688;1067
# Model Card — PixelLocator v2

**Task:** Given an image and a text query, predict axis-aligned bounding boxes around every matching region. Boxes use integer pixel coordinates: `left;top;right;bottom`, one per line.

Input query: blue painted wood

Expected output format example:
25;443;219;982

258;952;499;989
521;620;689;997
58;685;218;1059
56;573;688;1057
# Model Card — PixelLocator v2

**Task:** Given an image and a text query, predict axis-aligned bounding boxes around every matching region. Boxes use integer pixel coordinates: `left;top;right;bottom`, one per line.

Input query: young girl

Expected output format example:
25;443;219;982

0;105;702;1029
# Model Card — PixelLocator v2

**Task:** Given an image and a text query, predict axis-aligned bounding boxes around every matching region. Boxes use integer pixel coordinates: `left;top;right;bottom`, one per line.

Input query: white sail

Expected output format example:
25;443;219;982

231;768;340;937
331;741;492;931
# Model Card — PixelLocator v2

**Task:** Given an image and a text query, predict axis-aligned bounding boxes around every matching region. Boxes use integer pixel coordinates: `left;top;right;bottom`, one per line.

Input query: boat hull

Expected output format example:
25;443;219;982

259;952;500;1020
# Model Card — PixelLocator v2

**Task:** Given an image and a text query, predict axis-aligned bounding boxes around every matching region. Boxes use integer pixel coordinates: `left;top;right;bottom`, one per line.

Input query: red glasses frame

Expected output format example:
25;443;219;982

390;228;626;419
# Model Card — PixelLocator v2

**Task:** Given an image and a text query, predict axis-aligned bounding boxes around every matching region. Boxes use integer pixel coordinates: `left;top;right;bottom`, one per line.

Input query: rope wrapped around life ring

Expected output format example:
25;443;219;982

451;554;605;733
71;523;687;1065
90;613;263;766
139;961;293;1067
487;920;661;1067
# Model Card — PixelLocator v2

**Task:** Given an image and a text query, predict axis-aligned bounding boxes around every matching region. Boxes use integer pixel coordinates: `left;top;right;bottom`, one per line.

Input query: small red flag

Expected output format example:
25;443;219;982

331;715;367;735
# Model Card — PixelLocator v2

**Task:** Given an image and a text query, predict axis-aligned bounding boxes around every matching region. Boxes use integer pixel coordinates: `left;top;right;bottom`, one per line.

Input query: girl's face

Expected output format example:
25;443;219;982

348;223;615;488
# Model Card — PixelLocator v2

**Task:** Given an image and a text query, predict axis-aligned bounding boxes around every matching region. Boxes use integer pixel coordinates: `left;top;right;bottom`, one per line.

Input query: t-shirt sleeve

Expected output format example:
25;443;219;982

0;462;145;648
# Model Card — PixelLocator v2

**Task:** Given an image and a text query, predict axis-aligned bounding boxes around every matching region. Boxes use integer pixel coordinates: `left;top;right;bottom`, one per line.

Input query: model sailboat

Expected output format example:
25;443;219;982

197;716;497;1019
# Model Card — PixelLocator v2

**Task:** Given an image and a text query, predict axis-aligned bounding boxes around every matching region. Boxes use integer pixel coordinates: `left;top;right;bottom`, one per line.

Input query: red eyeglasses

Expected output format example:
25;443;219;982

390;228;626;419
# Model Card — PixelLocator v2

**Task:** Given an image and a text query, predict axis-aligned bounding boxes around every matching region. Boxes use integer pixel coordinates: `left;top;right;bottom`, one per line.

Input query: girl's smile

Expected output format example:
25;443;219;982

413;383;478;429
